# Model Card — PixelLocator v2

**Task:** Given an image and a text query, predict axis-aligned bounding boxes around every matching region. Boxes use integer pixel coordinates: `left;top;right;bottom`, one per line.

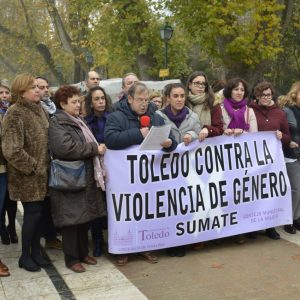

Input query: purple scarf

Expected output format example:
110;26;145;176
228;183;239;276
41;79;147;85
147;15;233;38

164;105;188;128
223;98;250;131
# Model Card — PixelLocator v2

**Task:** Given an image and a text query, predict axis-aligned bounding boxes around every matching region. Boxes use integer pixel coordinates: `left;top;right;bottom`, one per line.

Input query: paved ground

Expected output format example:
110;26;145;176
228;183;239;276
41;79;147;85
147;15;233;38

1;205;300;300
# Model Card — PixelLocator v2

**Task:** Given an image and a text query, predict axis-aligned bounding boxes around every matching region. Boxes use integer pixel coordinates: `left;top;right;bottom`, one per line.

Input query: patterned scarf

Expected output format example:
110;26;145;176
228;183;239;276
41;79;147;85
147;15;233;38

187;93;211;126
223;98;249;131
0;100;9;114
68;114;106;191
41;97;56;115
163;105;188;128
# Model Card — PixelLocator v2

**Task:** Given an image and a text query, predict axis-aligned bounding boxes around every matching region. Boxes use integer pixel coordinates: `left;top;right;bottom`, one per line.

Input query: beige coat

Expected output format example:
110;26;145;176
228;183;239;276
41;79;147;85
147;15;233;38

1;101;49;202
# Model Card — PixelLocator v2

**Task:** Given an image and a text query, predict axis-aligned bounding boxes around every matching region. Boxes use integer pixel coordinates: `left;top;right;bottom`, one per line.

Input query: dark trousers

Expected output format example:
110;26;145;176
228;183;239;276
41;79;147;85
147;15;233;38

42;196;57;241
21;201;44;259
1;192;17;235
61;223;89;268
0;173;7;235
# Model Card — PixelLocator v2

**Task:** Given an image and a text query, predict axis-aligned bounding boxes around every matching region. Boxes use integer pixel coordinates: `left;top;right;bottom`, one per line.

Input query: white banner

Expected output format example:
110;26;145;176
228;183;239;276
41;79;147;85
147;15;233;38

104;132;292;254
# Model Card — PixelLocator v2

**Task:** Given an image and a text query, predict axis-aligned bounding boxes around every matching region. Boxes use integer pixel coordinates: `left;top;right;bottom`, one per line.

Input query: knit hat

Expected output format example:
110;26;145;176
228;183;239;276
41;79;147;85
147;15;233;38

0;79;10;91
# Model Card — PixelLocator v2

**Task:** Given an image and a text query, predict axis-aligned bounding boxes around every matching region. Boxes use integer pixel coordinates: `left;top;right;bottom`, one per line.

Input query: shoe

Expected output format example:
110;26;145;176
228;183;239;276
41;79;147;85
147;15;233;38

1;226;10;245
18;256;41;272
0;267;10;277
8;227;18;244
45;238;62;250
266;228;280;240
192;242;205;250
284;225;296;234
235;234;246;244
293;219;300;231
175;247;186;257
167;248;176;257
247;232;257;239
32;255;51;268
116;255;128;266
82;256;97;265
69;263;86;273
139;252;158;264
0;260;9;271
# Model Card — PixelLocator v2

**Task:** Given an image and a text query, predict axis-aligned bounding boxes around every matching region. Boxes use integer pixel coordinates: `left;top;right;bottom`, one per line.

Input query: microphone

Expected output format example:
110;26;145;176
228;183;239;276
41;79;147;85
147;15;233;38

140;115;150;128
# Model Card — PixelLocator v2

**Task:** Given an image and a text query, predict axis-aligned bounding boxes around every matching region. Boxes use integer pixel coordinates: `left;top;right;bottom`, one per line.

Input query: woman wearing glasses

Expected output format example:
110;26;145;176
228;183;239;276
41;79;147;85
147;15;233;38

250;81;290;240
186;71;223;141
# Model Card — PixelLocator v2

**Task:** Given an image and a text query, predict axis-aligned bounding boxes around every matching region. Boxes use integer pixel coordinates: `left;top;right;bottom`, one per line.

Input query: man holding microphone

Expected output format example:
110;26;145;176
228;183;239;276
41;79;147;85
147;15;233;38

104;82;177;265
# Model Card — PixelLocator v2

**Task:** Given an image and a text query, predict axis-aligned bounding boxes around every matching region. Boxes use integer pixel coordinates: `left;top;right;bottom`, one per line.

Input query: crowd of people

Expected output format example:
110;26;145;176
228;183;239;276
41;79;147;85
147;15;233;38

0;70;300;276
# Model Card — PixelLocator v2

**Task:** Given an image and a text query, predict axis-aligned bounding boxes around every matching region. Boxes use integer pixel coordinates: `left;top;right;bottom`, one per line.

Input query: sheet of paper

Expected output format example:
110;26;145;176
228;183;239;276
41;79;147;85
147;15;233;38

139;124;171;150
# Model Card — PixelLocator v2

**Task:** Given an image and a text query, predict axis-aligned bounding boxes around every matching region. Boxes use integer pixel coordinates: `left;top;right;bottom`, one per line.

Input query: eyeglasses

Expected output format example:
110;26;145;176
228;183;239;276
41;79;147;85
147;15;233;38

261;93;272;99
134;98;149;104
126;80;138;86
192;81;207;88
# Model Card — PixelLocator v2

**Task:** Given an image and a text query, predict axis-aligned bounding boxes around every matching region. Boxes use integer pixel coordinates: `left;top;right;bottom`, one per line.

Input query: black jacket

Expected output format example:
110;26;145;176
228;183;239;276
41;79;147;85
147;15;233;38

104;100;177;151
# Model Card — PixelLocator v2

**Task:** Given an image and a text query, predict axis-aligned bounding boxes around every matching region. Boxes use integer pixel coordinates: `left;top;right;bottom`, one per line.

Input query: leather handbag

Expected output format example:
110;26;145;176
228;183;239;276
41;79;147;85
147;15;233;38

49;159;87;191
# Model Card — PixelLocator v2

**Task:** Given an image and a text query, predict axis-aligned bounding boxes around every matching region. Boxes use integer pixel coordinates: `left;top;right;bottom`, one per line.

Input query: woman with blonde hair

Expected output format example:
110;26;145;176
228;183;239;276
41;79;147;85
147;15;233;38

149;90;164;109
279;82;300;234
2;73;50;272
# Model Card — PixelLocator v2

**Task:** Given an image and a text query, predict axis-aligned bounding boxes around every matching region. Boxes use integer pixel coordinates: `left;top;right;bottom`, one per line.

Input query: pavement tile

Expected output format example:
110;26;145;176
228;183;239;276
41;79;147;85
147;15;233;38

20;295;61;300
62;264;130;292
1;276;58;300
72;284;147;300
0;259;46;282
0;288;6;300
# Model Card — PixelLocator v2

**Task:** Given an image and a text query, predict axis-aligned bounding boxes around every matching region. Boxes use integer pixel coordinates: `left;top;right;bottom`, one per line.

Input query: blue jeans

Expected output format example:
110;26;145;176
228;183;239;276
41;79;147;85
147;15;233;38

0;173;8;234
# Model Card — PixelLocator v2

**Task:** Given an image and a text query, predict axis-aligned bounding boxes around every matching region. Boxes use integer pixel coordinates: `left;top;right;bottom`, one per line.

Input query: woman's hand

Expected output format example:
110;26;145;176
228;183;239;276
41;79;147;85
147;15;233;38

224;128;233;135
183;134;192;146
199;128;209;141
161;138;172;148
233;128;244;136
275;130;282;140
140;127;149;138
98;143;106;155
290;141;299;148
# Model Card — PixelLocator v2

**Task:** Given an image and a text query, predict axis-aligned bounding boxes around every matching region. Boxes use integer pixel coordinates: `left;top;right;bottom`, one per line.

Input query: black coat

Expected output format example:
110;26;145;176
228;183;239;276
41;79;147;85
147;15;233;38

104;99;177;151
48;110;105;227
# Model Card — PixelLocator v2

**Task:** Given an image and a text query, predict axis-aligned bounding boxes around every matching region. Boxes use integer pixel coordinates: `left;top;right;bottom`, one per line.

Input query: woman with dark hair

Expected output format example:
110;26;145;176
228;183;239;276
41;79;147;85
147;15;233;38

49;85;106;273
186;71;223;141
279;82;300;235
250;81;290;240
84;86;111;257
156;82;201;257
221;78;257;244
222;78;257;135
2;73;50;272
156;83;201;147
